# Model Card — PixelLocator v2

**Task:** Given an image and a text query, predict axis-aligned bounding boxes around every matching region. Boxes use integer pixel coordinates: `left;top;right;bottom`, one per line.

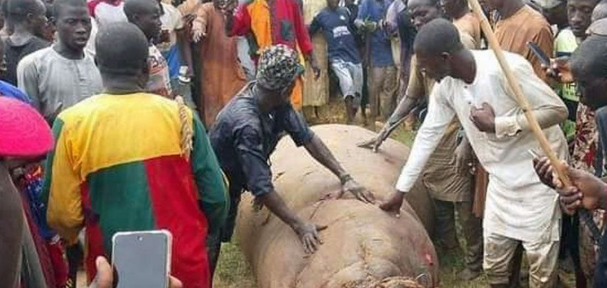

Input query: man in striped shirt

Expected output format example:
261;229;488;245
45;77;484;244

43;22;228;288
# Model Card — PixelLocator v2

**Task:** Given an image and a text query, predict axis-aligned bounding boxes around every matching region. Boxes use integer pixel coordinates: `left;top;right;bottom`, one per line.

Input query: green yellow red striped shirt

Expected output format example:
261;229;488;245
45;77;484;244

42;93;229;288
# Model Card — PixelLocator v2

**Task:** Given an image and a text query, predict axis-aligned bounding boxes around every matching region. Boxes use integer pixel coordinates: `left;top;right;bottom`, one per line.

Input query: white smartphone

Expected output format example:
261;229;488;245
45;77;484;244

111;230;172;288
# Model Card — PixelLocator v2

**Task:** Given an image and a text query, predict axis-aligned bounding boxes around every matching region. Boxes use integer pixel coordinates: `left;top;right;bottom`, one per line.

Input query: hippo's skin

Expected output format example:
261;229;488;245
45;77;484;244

235;124;438;288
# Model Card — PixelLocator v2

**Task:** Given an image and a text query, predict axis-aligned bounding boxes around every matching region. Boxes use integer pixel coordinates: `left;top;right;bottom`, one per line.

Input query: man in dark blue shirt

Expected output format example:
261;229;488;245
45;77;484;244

355;0;398;121
309;0;363;124
208;44;374;272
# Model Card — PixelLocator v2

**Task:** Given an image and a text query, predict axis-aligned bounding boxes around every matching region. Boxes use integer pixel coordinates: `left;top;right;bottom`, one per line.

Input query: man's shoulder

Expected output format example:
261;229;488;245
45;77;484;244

56;94;104;124
454;13;478;34
522;5;552;31
471;50;499;74
472;50;530;76
220;96;259;118
313;8;329;19
503;50;533;68
135;93;184;115
58;93;181;125
6;36;48;51
316;7;342;19
18;47;53;69
216;96;262;129
500;6;550;31
31;36;51;46
23;37;51;53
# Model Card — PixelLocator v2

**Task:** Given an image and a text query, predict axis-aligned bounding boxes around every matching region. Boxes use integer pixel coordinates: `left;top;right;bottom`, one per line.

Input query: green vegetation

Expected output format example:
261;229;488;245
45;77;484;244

212;241;490;287
213;242;257;288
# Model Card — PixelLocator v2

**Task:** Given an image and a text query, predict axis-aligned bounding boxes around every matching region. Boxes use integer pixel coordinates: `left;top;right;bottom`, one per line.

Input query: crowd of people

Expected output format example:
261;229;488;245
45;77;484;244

2;0;607;287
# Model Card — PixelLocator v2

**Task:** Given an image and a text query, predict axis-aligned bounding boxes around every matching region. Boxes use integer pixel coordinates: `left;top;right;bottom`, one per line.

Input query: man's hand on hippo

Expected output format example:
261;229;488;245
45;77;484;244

292;221;328;254
338;175;375;204
379;191;404;216
357;123;390;152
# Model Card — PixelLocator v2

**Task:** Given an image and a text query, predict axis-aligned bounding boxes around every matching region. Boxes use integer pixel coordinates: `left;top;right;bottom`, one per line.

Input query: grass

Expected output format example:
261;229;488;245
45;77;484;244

213;242;257;288
212;241;490;288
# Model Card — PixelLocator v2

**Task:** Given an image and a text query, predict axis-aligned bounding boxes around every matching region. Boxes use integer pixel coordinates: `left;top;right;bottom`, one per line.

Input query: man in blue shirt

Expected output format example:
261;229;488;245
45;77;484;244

309;0;363;124
208;44;374;272
355;0;397;121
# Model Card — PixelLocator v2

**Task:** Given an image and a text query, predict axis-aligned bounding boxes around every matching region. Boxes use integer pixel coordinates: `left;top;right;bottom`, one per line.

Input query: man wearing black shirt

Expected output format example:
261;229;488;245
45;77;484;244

3;0;50;85
209;44;373;274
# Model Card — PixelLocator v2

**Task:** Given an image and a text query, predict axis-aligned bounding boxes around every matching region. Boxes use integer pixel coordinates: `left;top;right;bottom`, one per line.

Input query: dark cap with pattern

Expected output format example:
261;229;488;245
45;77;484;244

256;44;301;90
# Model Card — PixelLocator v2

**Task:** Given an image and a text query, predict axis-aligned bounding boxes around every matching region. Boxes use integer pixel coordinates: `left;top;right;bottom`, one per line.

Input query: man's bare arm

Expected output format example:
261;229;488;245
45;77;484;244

257;190;326;254
357;95;418;151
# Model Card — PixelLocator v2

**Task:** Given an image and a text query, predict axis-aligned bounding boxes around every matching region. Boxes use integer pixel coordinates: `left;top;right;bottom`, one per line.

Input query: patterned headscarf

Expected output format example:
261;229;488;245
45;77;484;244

256;44;301;90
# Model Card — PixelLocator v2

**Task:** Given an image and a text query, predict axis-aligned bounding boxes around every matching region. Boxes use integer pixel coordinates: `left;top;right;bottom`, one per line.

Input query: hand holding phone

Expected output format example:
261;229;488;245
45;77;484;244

526;42;550;67
527;42;574;83
112;230;172;288
89;256;182;288
547;57;574;84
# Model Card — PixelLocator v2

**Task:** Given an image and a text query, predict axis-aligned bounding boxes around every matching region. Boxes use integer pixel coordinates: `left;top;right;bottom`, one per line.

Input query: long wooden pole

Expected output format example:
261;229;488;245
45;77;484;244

466;0;601;243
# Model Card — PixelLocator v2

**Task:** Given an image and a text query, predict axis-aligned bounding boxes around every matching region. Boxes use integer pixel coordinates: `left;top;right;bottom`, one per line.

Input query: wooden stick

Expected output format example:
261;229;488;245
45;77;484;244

466;0;602;243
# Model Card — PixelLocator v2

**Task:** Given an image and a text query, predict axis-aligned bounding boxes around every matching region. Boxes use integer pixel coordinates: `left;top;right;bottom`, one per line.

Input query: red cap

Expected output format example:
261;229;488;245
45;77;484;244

0;97;53;157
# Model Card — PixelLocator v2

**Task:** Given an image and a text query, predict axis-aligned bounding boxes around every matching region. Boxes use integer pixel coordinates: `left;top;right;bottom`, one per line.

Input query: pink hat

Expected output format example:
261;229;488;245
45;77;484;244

0;97;53;157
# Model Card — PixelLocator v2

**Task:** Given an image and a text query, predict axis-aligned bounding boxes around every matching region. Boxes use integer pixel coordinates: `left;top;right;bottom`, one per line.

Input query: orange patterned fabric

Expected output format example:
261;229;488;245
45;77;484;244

246;0;273;49
494;6;554;82
230;0;308;109
196;3;247;125
246;1;303;109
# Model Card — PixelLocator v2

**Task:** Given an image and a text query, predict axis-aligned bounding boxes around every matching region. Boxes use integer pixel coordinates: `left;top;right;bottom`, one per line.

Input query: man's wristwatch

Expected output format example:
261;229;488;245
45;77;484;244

339;173;353;185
